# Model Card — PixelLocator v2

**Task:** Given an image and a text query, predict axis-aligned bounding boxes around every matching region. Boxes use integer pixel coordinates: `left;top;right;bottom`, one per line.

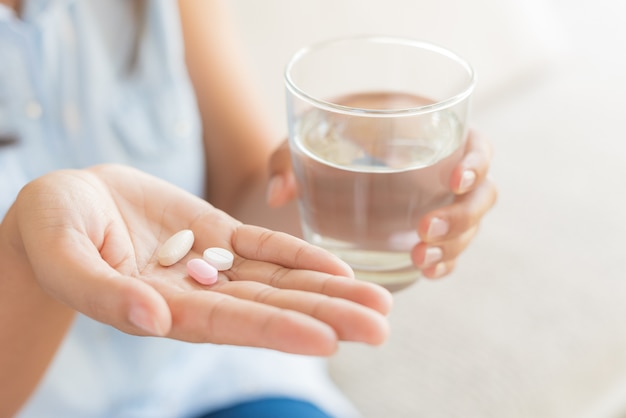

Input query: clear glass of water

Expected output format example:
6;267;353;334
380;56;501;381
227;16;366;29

284;36;475;291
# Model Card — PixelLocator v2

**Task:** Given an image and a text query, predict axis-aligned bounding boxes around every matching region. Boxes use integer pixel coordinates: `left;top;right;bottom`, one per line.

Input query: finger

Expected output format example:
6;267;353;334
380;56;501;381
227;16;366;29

208;280;389;346
227;258;392;315
450;130;494;195
166;288;339;355
420;259;457;280
266;140;298;207
268;140;292;179
232;224;355;278
412;226;479;269
418;177;497;243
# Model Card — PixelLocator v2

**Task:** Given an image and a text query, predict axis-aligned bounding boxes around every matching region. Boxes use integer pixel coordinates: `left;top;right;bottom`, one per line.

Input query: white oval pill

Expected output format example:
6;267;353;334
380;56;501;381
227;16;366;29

202;247;234;271
158;229;194;266
187;258;218;285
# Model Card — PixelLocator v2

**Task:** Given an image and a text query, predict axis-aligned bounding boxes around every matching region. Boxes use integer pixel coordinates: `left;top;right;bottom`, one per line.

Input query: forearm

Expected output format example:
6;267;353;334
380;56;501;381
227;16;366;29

179;0;281;212
0;205;75;418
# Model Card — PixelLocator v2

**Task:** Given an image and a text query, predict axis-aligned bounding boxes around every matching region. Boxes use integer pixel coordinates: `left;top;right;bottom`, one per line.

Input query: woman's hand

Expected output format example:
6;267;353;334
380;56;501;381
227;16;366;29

411;131;497;278
267;131;497;279
13;164;391;356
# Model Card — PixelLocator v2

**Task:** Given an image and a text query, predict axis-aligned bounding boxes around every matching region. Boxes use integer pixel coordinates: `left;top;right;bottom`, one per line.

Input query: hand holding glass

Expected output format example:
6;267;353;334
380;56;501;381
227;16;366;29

284;36;475;291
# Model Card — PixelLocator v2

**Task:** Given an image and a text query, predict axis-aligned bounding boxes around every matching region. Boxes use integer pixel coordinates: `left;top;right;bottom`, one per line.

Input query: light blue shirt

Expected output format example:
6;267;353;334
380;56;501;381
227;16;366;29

0;1;358;417
0;0;204;218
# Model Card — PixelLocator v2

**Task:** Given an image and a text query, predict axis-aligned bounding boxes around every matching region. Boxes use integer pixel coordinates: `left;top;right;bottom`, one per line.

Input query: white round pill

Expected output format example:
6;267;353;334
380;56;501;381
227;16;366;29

202;247;234;271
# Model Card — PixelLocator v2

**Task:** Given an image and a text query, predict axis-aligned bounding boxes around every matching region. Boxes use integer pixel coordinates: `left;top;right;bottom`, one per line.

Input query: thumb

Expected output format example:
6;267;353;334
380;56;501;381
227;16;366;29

266;140;298;207
29;232;172;337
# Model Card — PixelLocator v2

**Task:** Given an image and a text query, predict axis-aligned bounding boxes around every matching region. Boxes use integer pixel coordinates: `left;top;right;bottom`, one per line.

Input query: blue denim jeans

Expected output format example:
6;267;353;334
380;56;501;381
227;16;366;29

195;397;334;418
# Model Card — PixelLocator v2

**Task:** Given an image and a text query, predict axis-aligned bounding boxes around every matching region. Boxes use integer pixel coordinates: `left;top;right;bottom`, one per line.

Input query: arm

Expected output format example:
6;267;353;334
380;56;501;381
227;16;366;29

178;0;281;214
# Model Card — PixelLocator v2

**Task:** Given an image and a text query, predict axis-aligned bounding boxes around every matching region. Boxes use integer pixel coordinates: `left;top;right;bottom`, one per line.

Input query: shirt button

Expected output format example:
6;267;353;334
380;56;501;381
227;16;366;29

25;100;43;120
174;120;190;137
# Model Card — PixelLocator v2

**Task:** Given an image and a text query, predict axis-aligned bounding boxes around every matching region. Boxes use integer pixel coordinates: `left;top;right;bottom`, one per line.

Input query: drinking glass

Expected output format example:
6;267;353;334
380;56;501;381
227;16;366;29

284;36;475;291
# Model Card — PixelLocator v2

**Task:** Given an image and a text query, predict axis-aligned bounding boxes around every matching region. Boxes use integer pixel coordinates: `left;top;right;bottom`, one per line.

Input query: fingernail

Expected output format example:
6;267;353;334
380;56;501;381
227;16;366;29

422;247;443;266
427;218;449;240
433;262;447;278
458;170;476;193
129;305;162;335
266;175;283;205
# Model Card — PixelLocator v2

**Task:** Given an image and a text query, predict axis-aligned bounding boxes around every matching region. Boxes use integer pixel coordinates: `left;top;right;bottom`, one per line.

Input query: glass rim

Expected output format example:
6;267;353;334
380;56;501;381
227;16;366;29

284;35;476;117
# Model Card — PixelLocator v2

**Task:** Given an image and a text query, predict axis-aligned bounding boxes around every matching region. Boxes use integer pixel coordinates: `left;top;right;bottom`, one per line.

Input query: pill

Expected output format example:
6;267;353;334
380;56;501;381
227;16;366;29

158;229;194;267
187;258;218;285
202;247;234;271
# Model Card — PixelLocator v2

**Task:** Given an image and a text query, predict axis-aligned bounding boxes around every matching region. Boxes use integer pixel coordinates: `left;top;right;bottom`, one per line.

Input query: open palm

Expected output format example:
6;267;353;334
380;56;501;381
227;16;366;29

15;164;391;356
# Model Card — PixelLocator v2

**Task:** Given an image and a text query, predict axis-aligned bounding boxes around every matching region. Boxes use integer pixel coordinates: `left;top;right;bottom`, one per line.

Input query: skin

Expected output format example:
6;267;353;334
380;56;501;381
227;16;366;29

0;0;496;416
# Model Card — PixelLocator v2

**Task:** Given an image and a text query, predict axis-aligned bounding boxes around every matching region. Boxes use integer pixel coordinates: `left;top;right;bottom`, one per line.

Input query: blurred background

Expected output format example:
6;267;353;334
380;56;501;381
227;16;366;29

226;1;626;417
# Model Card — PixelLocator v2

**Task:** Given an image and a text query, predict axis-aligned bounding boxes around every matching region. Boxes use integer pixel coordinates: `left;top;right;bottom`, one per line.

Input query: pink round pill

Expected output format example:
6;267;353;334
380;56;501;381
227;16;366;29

186;258;218;285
